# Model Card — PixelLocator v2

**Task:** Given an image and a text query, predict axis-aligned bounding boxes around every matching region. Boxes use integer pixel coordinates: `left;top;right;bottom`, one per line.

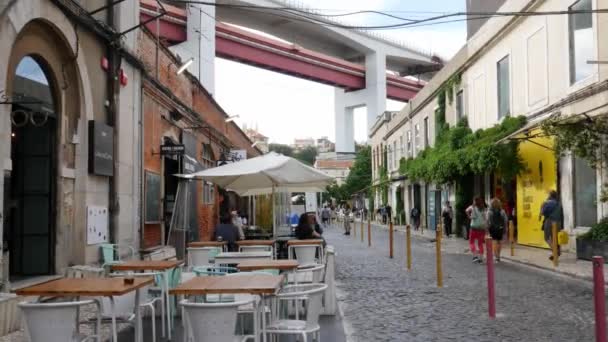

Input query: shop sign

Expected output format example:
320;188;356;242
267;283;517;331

88;121;114;176
160;144;185;155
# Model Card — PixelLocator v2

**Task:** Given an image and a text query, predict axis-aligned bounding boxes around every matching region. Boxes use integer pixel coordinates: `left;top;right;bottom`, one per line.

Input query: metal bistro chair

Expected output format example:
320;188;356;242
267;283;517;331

105;272;164;342
266;284;328;342
180;299;255;342
19;300;102;342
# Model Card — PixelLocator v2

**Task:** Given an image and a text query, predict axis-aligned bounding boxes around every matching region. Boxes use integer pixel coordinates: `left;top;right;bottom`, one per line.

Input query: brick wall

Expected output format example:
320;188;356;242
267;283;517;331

138;29;261;247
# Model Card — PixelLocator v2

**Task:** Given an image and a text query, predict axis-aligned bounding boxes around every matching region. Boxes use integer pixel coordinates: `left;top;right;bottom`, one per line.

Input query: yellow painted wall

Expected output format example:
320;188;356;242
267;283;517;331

516;132;556;248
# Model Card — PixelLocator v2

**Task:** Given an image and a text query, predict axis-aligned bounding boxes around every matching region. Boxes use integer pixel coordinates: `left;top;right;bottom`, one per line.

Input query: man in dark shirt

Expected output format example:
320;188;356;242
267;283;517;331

214;213;241;251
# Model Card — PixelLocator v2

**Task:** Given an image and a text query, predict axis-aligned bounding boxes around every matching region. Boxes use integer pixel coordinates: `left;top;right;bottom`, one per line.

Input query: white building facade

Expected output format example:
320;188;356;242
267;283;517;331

372;0;608;248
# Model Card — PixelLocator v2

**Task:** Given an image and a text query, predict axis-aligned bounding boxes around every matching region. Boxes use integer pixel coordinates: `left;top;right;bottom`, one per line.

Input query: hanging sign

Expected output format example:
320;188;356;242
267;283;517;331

88;121;114;177
160;143;185;155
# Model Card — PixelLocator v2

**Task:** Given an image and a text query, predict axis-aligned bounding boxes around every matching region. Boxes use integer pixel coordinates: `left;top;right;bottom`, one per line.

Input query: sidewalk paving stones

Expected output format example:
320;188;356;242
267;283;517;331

329;221;602;342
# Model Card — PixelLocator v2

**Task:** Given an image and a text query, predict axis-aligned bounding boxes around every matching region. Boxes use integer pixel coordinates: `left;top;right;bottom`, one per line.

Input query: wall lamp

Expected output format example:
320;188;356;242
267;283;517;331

225;115;240;123
176;58;194;75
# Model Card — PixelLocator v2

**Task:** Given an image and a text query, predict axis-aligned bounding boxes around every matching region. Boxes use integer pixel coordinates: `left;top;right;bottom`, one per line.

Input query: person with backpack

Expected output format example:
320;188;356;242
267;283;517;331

487;198;509;262
469;197;487;264
410;206;421;231
540;190;563;260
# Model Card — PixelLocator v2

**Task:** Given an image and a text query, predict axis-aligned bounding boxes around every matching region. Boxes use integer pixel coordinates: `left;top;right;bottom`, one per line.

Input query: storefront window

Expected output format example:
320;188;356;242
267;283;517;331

574;157;597;227
569;0;594;84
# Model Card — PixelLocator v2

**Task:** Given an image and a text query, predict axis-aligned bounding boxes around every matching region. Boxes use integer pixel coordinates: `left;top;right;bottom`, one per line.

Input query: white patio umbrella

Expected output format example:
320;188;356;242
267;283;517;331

177;152;333;235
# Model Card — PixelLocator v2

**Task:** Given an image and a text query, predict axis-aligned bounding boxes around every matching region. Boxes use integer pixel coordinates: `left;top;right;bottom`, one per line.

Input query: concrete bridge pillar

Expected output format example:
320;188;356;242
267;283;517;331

335;52;387;153
170;0;216;95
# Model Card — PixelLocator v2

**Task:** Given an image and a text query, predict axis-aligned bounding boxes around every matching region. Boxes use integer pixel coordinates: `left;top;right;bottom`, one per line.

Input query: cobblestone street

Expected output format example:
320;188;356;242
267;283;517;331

328;223;601;342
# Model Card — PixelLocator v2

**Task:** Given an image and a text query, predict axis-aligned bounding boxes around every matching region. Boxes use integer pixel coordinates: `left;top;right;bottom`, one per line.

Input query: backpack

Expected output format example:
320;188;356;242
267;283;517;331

488;208;504;231
411;208;419;217
470;207;486;229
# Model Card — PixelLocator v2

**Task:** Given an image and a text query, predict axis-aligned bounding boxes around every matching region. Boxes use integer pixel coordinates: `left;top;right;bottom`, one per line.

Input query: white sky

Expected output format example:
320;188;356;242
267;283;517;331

215;1;467;145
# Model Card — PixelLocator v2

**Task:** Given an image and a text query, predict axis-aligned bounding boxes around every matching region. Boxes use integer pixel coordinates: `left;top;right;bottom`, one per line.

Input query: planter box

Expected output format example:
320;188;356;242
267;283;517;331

576;239;608;261
0;293;21;336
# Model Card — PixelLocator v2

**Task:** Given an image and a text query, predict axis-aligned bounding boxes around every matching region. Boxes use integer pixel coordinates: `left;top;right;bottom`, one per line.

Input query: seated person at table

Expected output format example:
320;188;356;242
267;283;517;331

295;213;322;240
214;213;242;251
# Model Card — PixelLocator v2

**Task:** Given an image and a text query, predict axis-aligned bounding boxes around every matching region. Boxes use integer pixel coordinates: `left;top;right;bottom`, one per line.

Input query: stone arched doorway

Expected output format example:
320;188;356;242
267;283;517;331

3;19;81;276
7;56;58;276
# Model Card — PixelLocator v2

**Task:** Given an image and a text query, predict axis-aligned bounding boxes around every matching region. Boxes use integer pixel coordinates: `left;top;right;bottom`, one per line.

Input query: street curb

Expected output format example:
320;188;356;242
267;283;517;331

362;221;597;284
335;282;356;342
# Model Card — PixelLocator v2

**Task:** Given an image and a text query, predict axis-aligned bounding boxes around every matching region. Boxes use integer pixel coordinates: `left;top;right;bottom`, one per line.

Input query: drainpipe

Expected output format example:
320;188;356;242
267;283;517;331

106;0;119;244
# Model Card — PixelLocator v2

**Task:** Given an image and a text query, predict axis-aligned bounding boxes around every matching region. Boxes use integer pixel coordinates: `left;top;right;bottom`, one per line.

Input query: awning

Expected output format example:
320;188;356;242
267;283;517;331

496;113;554;144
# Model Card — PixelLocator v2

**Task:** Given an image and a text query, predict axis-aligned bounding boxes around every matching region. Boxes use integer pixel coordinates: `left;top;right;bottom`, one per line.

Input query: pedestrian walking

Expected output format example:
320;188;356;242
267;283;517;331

469;197;487;264
343;205;352;235
487;198;508;262
410;206;421;231
540;190;563;260
386;204;393;224
231;210;245;240
441;201;453;237
321;205;331;229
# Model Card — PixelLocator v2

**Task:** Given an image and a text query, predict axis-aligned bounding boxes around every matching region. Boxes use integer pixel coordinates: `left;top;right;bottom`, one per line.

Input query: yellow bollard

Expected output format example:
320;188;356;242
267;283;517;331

389;219;394;259
509;221;515;256
552;222;559;267
368;217;372;247
436;224;443;288
406;224;412;271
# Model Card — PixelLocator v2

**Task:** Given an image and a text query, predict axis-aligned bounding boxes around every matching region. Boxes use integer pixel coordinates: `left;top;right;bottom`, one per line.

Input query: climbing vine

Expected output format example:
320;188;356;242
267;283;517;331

399;116;527;184
541;113;608;202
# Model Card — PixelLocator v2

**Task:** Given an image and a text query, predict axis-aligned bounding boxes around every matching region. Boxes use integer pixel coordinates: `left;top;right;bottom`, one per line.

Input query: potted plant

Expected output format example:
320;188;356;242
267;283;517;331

576;217;608;261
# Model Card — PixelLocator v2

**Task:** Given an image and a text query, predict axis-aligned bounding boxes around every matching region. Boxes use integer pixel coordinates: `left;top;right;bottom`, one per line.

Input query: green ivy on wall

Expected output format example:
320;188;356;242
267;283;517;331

541;113;608;202
399;116;527;184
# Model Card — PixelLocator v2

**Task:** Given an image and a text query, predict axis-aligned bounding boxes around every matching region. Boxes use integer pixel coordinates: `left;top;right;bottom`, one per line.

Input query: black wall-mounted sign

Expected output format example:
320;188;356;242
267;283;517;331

88;121;114;177
160;144;185;155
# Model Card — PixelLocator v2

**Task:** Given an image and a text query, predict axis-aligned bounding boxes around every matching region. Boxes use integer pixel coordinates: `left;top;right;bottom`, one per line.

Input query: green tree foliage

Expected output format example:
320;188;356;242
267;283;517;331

294;146;318;166
268;143;294;156
400;116;527;184
323;146;372;202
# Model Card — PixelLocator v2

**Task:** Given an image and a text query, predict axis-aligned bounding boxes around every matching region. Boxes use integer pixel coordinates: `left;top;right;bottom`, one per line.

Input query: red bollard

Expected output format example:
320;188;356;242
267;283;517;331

486;238;496;319
593;256;606;342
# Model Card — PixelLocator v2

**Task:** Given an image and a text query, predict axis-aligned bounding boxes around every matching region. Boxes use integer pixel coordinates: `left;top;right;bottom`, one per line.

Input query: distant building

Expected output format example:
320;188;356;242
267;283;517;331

316;136;335;153
314;156;354;186
293;137;315;151
244;127;269;153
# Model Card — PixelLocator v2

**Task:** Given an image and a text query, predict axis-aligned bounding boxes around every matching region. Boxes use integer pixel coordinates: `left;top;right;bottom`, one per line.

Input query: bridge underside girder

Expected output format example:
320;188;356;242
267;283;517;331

140;10;423;102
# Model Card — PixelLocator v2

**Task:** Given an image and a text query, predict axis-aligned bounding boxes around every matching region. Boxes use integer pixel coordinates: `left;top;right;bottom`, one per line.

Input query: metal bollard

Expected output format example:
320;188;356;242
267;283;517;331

368;217;372;247
353;218;357;238
361;217;364;242
436;224;443;288
593;256;606;342
509;220;515;256
406;224;412;271
552;222;559;267
389;219;394;259
486;237;496;319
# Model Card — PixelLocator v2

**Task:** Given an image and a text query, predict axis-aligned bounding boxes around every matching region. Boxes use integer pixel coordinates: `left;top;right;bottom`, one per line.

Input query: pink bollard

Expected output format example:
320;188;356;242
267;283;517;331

593;256;606;342
486;238;496;319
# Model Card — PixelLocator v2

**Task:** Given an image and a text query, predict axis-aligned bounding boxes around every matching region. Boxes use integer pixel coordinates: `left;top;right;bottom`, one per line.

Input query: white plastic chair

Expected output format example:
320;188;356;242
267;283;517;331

19;299;102;342
105;273;164;342
289;245;322;268
180;299;254;342
239;245;273;255
266;283;328;342
187;247;220;268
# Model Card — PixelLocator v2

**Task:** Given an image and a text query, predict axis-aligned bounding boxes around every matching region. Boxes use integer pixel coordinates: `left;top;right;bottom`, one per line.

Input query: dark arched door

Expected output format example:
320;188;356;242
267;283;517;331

7;56;57;276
